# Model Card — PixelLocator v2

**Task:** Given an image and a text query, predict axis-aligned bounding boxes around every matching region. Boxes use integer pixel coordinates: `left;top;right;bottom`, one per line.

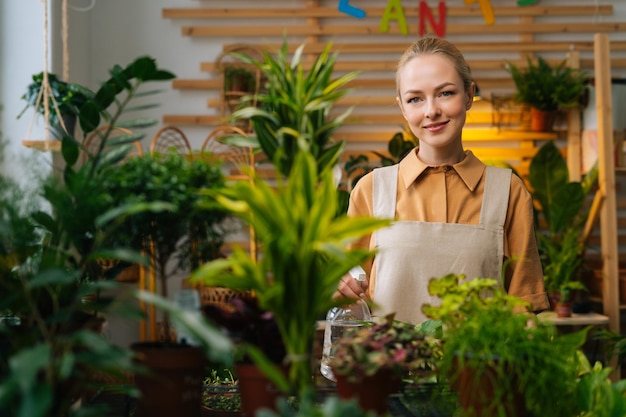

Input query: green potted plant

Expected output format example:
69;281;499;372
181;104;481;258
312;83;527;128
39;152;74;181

423;273;589;417
202;368;241;417
225;39;359;177
18;71;94;138
223;65;257;95
100;151;232;417
506;56;587;131
528;140;598;314
328;314;441;415
190;151;391;403
201;293;287;417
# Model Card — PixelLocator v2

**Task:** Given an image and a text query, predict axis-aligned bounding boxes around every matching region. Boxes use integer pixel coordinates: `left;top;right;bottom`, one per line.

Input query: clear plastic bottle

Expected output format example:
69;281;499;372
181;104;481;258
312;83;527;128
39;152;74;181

320;268;372;382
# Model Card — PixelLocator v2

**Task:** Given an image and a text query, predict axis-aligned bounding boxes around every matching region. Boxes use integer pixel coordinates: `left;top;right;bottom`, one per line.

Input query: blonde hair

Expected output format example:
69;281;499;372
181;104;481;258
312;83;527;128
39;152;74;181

396;36;474;96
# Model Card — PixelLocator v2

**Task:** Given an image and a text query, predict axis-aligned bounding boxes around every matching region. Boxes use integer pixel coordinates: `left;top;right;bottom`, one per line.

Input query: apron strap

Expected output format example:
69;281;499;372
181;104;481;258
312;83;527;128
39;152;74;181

480;166;512;227
373;165;399;219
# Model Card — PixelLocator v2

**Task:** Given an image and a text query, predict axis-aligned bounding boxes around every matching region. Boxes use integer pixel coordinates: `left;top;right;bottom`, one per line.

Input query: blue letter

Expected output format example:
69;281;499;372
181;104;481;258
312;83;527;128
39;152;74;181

338;0;366;19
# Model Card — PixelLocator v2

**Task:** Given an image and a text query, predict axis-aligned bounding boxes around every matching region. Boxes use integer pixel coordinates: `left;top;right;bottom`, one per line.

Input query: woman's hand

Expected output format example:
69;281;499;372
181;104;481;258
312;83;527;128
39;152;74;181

333;273;368;300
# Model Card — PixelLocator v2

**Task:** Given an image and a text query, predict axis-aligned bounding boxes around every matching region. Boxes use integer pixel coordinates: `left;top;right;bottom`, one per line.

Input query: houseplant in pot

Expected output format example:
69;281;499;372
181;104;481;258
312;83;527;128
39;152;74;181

506;56;587;131
100;150;231;417
423;273;588;417
201;294;287;416
18;71;94;139
190;151;391;404
328;314;441;415
528;140;598;313
202;368;241;417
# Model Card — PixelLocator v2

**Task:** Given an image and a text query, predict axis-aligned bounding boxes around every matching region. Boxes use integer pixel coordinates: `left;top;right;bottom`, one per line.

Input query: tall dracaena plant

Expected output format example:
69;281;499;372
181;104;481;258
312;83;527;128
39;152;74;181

190;151;391;398
228;40;359;177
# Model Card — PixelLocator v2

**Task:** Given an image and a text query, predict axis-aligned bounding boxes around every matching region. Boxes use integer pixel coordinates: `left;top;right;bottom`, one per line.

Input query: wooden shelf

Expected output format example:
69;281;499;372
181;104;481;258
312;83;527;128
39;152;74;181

22;140;61;152
538;311;610;326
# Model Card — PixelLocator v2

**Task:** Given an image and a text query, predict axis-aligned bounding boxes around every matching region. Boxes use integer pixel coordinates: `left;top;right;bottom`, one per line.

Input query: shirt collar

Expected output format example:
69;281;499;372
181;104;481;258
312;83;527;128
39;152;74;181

398;148;485;192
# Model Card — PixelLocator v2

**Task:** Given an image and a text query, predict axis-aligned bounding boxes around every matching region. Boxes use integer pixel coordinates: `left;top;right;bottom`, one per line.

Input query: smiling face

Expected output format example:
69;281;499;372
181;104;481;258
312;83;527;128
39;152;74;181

396;51;475;165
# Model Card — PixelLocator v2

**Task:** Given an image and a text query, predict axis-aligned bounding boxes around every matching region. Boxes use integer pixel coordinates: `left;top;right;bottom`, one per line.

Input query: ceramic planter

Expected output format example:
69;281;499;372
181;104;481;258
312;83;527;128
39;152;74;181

132;342;207;417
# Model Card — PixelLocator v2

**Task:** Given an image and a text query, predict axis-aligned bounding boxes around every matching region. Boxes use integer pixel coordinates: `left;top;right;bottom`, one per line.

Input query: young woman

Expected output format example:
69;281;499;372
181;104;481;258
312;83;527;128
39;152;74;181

336;36;549;324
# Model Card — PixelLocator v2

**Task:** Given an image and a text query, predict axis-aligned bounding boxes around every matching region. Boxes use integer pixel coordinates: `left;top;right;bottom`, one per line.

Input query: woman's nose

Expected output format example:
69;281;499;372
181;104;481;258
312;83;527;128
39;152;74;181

424;98;440;118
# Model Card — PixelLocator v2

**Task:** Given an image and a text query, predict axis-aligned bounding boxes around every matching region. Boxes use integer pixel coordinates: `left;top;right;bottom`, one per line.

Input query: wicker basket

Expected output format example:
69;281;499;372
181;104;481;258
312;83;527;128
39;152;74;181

200;287;250;312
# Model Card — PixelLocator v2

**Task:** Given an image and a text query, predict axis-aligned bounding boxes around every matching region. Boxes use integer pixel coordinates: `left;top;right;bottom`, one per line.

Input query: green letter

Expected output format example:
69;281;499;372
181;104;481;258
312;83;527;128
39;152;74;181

380;0;408;35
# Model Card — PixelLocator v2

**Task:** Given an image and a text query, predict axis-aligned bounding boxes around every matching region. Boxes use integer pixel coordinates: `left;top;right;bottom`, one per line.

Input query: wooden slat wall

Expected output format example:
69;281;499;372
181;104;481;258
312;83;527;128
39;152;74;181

162;1;626;318
161;1;626;173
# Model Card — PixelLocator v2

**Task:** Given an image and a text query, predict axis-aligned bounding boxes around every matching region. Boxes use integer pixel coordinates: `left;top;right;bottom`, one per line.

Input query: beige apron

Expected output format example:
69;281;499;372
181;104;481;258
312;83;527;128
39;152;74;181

372;165;511;324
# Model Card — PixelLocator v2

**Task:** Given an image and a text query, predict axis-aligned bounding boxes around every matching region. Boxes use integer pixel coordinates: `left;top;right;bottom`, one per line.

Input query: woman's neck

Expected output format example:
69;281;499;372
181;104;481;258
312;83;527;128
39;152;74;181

416;145;466;166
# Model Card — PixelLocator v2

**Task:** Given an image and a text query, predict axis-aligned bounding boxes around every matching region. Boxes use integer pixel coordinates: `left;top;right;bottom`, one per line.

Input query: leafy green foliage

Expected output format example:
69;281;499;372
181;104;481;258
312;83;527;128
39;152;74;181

0;56;195;417
227;40;359;177
101;152;229;280
575;354;626;417
424;274;588;417
190;151;391;397
528;141;598;295
507;56;588;111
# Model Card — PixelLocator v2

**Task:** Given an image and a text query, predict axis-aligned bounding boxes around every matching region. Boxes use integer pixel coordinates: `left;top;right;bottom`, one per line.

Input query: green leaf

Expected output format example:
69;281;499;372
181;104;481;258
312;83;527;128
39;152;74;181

549;182;585;234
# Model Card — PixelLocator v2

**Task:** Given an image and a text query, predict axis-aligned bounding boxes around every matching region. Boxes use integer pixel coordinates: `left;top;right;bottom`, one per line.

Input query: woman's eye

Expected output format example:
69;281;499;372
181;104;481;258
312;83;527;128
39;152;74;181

407;97;422;104
440;90;455;97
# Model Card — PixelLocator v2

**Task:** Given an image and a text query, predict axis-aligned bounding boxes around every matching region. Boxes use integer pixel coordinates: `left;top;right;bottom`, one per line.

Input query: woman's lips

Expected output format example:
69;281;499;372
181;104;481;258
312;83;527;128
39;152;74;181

423;121;449;132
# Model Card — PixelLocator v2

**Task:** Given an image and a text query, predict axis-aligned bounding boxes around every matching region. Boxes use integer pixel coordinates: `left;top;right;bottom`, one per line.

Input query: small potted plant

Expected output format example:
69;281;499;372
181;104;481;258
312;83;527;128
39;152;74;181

223;65;257;95
18;71;94;138
423;273;588;417
202;368;241;417
202;295;287;417
506;56;588;131
328;314;441;415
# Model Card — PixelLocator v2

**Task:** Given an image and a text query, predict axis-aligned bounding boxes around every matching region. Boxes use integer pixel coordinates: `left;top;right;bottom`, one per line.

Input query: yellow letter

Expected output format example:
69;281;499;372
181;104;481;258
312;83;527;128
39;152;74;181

380;0;408;35
465;0;495;25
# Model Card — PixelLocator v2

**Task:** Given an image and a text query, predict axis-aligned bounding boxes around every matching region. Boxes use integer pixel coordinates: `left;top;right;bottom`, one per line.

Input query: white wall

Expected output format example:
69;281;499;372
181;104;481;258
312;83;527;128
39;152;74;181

0;1;49;190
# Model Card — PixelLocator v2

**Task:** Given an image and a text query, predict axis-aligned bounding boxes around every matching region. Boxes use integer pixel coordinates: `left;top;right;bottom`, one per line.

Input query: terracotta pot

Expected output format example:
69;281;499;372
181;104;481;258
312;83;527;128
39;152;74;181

132;342;207;417
454;358;525;417
556;302;573;318
334;368;400;415
530;107;557;132
235;363;286;417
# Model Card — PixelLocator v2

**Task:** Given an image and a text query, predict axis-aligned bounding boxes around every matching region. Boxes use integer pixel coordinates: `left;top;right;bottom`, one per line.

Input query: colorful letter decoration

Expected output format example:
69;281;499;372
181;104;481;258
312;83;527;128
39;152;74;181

419;1;446;37
517;0;539;5
380;0;409;35
338;0;366;19
464;0;495;25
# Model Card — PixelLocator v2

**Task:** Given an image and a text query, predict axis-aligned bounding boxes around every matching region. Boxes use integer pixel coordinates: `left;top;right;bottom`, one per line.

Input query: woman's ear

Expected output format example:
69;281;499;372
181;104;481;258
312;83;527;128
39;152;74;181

466;82;476;110
397;96;409;121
